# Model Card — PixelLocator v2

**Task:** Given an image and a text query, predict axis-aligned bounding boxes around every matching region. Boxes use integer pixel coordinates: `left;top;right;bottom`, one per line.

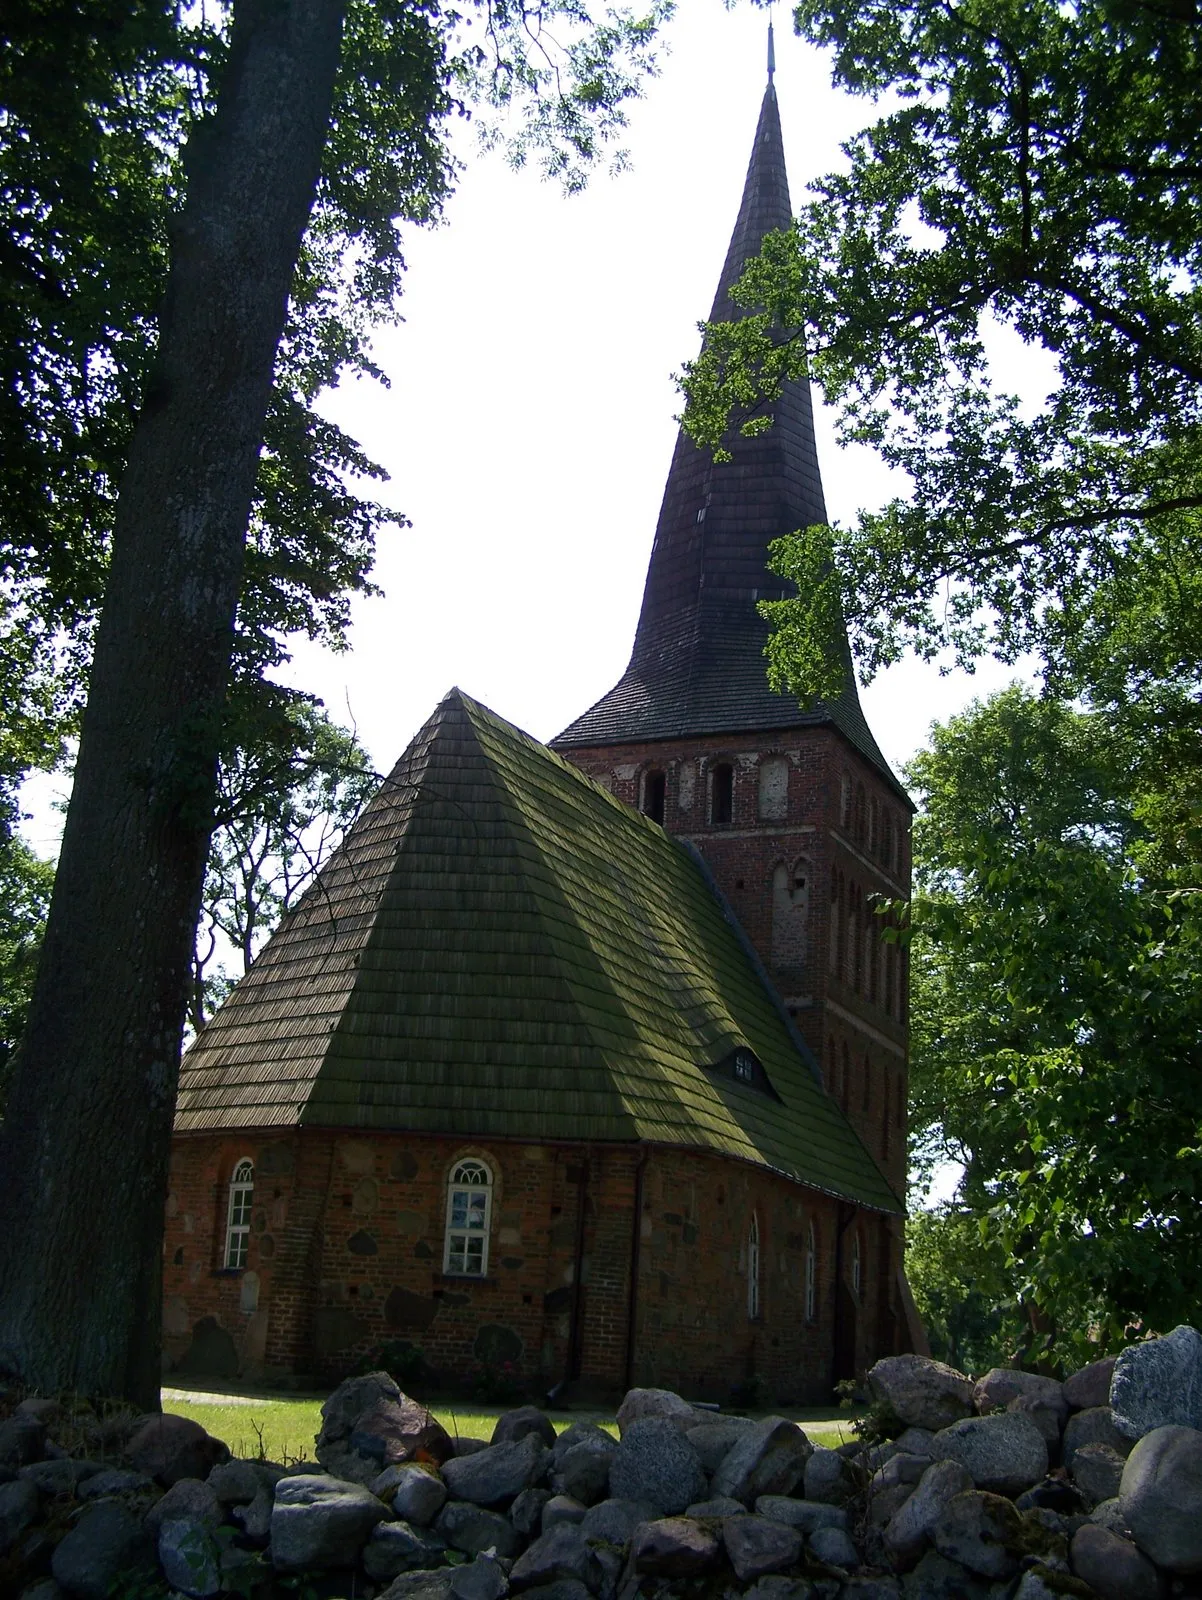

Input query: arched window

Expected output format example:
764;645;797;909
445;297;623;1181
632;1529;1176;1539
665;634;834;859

854;783;867;844
747;1212;761;1319
849;884;861;988
805;1221;817;1321
851;1231;862;1299
758;756;789;821
710;762;734;827
839;773;851;829
224;1159;254;1269
641;769;666;825
444;1158;494;1277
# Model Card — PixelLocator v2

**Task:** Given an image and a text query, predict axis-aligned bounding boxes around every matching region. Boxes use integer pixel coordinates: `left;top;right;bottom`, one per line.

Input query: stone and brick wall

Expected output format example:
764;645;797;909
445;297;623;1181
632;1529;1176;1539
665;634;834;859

163;1129;906;1402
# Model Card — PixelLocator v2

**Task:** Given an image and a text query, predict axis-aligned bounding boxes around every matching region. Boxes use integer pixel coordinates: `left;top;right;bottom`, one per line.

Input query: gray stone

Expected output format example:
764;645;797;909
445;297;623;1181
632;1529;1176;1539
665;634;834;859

0;1416;44;1468
607;1416;704;1514
379;1572;456;1600
76;1469;152;1498
51;1499;156;1600
493;1407;558;1451
0;1478;38;1556
1010;1570;1073;1600
510;1487;553;1536
15;1398;60;1425
436;1499;522;1558
362;1519;448;1580
207;1458;262;1505
931;1490;1027;1581
723;1514;803;1580
1070;1522;1161;1600
451;1555;511;1600
542;1494;586;1530
553;1437;615;1506
144;1475;224;1536
712;1416;813;1505
686;1495;746;1517
550;1423;613;1468
377;1462;448;1525
901;1550;996;1599
443;1434;548;1507
745;1579;834;1600
317;1372;454;1484
510;1522;603;1592
1070;1441;1125;1506
883;1458;974;1569
973;1370;1064;1416
232;1483;272;1540
868;1355;975;1432
803;1446;857;1504
630;1515;722;1576
158;1517;221;1598
893;1428;939;1458
126;1413;229;1487
16;1581;67;1600
1006;1393;1065;1458
270;1471;390;1572
807;1524;858;1569
756;1495;847;1533
517;1583;591;1600
19;1459;103;1495
867;1482;914;1529
1112;1326;1202;1440
456;1438;491;1456
616;1388;703;1435
1088;1496;1130;1536
842;1582;902;1600
1063;1356;1116;1412
930;1411;1047;1495
871;1451;934;1494
687;1419;757;1472
1120;1422;1202;1573
579;1496;657;1548
1062;1405;1132;1472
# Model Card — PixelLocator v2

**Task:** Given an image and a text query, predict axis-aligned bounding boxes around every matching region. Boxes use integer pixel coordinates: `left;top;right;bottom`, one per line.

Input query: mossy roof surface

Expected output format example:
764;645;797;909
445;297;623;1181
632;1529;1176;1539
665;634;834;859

176;690;899;1212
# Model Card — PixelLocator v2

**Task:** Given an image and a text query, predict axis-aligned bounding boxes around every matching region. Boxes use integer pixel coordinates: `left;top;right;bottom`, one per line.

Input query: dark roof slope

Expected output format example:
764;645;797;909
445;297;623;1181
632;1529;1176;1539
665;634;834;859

553;84;903;799
176;690;899;1213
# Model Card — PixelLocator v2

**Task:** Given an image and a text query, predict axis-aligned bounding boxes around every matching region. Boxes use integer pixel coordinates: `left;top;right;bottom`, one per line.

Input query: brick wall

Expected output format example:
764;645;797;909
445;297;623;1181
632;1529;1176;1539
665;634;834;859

164;1129;907;1403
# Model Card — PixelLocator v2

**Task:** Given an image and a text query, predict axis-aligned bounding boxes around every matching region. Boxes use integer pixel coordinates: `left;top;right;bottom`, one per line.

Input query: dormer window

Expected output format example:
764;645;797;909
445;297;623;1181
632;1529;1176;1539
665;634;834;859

710;763;734;827
641;769;666;826
732;1049;755;1083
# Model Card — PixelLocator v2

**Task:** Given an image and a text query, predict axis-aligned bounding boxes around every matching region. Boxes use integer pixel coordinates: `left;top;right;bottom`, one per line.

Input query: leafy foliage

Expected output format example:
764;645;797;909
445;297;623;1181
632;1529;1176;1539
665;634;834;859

905;686;1202;1360
0;838;55;1116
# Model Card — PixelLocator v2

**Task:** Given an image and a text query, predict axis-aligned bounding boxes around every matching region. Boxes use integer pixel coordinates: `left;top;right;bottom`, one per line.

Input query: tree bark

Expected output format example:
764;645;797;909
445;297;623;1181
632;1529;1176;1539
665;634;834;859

0;0;346;1407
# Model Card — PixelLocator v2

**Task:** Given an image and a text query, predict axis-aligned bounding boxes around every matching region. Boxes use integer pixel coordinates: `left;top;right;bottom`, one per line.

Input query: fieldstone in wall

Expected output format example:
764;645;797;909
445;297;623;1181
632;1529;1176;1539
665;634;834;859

208;1459;262;1506
450;1554;510;1600
374;1463;448;1526
1120;1423;1202;1574
1062;1406;1133;1472
51;1500;156;1600
0;1478;38;1558
711;1417;813;1505
127;1414;229;1488
362;1520;448;1580
756;1496;846;1534
435;1501;521;1559
868;1355;976;1432
1063;1356;1117;1412
317;1374;454;1484
1070;1522;1161;1600
631;1516;723;1577
580;1496;658;1547
270;1473;388;1573
973;1370;1064;1417
552;1437;615;1505
930;1412;1048;1496
616;1389;704;1436
931;1490;1028;1581
510;1488;552;1536
803;1446;857;1504
882;1457;973;1569
441;1434;547;1507
157;1518;221;1598
508;1522;603;1592
1070;1442;1126;1507
492;1407;558;1451
1111;1325;1202;1440
687;1420;756;1472
723;1514;803;1580
144;1476;223;1537
608;1417;705;1514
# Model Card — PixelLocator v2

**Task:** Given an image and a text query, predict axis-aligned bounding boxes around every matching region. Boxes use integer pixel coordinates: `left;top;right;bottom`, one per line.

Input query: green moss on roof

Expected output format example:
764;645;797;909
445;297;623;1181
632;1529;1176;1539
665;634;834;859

176;690;900;1213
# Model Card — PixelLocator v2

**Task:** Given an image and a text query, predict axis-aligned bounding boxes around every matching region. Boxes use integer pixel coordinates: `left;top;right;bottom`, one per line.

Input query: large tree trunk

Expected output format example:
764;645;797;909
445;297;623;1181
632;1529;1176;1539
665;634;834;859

0;0;346;1408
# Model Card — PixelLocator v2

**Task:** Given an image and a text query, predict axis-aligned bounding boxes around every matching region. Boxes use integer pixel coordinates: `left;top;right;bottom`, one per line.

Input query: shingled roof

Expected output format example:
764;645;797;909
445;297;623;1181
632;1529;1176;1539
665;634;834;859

552;83;902;799
176;690;899;1214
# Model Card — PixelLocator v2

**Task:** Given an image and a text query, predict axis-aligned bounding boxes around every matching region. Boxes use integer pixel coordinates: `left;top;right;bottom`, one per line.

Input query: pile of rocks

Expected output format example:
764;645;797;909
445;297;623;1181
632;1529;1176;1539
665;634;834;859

4;1330;1202;1600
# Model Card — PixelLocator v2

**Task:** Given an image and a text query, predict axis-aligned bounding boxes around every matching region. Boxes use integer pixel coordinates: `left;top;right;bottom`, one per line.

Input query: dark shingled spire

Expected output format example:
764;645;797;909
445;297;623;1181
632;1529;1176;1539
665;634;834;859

553;82;899;791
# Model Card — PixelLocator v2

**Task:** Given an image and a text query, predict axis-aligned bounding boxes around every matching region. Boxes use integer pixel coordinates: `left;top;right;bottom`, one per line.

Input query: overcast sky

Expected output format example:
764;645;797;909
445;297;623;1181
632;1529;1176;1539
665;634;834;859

20;0;1033;855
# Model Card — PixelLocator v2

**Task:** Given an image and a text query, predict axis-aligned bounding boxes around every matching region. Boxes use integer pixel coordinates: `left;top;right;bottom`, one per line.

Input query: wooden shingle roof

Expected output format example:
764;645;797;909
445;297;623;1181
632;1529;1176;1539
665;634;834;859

176;691;900;1214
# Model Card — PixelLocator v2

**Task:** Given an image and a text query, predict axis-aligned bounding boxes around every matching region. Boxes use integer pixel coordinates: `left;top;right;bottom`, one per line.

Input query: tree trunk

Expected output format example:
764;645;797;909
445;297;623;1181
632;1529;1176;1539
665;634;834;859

0;0;346;1408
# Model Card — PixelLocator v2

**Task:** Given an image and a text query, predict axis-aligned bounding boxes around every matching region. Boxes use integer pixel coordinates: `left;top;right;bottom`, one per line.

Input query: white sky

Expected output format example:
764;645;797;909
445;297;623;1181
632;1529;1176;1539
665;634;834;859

20;0;1032;856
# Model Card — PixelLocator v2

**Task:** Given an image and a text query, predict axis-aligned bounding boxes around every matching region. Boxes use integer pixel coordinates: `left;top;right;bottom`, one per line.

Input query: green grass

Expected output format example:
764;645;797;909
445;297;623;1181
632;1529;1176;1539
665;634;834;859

160;1389;857;1465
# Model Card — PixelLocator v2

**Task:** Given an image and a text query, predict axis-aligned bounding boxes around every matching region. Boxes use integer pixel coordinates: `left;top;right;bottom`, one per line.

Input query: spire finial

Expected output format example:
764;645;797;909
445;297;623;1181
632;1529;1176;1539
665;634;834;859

767;15;776;81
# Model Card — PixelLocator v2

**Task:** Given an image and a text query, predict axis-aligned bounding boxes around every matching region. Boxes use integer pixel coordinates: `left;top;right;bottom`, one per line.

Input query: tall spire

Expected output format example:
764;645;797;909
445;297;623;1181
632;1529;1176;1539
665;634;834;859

554;80;896;788
768;17;775;83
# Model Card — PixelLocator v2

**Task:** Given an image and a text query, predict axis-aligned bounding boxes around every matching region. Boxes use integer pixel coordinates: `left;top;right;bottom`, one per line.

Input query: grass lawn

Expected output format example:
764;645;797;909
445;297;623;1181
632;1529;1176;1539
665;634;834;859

161;1388;858;1465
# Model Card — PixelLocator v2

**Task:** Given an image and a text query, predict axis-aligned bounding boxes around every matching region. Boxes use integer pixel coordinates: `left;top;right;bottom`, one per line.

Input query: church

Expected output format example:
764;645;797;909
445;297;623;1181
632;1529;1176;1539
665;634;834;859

161;68;920;1403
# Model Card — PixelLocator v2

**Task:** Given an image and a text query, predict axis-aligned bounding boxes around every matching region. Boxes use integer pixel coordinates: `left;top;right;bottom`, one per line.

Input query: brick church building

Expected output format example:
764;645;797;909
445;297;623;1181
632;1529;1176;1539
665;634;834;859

162;71;921;1402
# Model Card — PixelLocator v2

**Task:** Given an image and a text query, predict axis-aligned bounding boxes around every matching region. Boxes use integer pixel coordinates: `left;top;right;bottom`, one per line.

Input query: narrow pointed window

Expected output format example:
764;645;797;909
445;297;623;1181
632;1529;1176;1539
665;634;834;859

747;1211;761;1319
805;1221;817;1322
224;1159;254;1269
444;1158;493;1277
711;763;734;827
851;1231;862;1299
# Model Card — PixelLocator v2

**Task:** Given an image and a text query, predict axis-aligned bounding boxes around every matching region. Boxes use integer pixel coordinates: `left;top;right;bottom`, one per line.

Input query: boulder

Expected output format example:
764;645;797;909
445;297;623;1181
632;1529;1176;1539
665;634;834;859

515;1583;592;1600
51;1500;156;1600
1088;1496;1130;1536
1010;1569;1081;1600
893;1428;939;1458
841;1581;902;1600
377;1462;448;1525
77;1468;152;1498
549;1423;613;1467
1120;1422;1202;1574
19;1460;103;1495
510;1487;553;1536
711;1416;813;1505
1111;1326;1202;1440
686;1495;746;1517
126;1414;229;1487
542;1494;586;1530
808;1524;859;1569
686;1419;756;1472
1070;1442;1125;1507
616;1388;703;1435
1064;1356;1117;1413
901;1549;996;1599
436;1500;521;1558
870;1452;934;1495
493;1407;558;1451
931;1489;1027;1581
316;1372;453;1485
451;1555;511;1600
1069;1522;1161;1600
882;1458;973;1569
455;1438;492;1457
0;1478;38;1557
1062;1406;1133;1472
1015;1477;1085;1517
206;1459;262;1505
743;1580;826;1600
442;1434;548;1507
0;1416;44;1468
723;1514;803;1580
973;1370;1064;1416
270;1472;389;1572
630;1516;722;1576
867;1482;914;1529
379;1573;455;1600
157;1518;221;1598
607;1416;705;1514
803;1446;857;1504
144;1476;224;1536
552;1437;615;1506
579;1496;658;1548
931;1411;1047;1495
756;1494;847;1533
17;1581;68;1600
509;1522;603;1593
1007;1393;1064;1458
362;1520;448;1580
232;1484;272;1541
868;1355;975;1432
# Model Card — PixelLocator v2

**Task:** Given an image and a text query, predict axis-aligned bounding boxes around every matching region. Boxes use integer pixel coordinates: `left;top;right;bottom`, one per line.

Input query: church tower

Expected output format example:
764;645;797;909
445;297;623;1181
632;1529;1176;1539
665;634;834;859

552;69;912;1198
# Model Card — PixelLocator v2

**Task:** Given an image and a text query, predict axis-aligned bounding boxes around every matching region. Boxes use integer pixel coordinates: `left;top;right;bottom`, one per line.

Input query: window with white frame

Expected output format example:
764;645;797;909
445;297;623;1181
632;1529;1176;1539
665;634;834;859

444;1158;493;1276
747;1212;761;1319
224;1158;254;1269
805;1221;817;1321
